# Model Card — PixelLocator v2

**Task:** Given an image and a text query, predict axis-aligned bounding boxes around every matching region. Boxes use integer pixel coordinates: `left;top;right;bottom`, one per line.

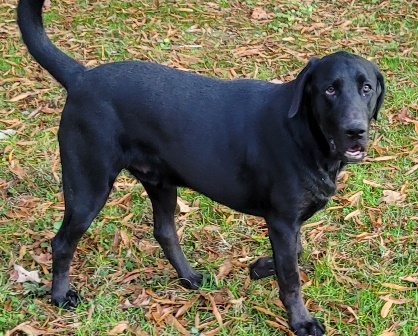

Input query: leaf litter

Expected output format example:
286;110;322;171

1;0;418;335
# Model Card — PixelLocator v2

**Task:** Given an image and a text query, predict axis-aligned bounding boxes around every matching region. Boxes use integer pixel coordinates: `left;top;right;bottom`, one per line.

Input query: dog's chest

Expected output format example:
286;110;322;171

298;165;339;221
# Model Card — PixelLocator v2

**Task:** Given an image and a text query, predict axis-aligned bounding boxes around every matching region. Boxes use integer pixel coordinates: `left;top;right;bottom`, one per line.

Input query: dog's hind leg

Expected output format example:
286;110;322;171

249;230;303;280
142;182;203;289
51;127;122;307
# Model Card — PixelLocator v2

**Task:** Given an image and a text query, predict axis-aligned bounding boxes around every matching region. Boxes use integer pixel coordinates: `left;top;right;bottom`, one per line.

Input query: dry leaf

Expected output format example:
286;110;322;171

382;283;416;291
216;258;232;281
251;7;268;20
5;322;44;336
108;322;129;335
379;190;405;205
348;191;363;205
344;209;361;220
177;197;197;213
381;300;393;318
0;129;16;140
164;314;190;335
31;253;52;265
400;274;418;284
203;225;220;231
9;160;27;180
13;264;41;283
9;92;33;102
175;295;199;318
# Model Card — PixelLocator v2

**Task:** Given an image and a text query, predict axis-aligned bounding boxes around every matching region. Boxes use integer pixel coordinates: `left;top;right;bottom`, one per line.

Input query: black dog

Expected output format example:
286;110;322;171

18;1;384;335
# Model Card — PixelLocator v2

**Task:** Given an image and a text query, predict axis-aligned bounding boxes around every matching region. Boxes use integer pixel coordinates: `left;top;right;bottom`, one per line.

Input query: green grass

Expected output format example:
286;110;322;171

1;0;418;335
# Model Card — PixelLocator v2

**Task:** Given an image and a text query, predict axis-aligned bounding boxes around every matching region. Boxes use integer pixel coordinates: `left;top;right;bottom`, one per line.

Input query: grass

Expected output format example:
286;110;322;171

1;0;417;335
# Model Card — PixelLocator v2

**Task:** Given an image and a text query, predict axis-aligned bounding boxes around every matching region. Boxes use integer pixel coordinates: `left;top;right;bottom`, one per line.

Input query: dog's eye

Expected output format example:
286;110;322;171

325;86;335;95
362;84;372;93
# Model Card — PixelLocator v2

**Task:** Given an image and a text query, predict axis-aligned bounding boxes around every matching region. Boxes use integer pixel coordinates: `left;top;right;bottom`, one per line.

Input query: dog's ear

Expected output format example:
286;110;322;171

373;68;385;120
288;57;319;118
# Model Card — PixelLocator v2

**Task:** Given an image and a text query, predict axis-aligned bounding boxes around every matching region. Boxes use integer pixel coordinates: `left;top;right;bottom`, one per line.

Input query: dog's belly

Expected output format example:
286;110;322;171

128;156;266;217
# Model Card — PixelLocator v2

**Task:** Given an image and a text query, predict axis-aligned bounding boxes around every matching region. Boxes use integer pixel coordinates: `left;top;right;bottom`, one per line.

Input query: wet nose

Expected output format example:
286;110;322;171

344;122;367;140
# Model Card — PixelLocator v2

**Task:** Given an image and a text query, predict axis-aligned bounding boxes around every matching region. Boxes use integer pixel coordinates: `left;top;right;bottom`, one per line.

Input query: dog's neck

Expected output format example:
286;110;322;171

287;103;345;189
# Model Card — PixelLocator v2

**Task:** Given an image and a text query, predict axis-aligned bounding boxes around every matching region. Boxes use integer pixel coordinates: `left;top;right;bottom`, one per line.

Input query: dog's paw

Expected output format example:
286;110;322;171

249;256;275;280
179;271;203;290
52;289;82;309
291;318;326;336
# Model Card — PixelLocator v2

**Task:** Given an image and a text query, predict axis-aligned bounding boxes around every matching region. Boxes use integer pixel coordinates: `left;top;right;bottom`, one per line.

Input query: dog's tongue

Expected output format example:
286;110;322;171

348;145;362;153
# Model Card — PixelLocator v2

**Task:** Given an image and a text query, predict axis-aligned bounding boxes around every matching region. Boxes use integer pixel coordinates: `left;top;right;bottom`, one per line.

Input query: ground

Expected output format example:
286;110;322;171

0;0;417;335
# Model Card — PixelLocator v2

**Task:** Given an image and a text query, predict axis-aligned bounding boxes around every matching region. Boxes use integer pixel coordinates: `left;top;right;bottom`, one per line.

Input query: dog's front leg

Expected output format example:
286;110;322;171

267;216;325;336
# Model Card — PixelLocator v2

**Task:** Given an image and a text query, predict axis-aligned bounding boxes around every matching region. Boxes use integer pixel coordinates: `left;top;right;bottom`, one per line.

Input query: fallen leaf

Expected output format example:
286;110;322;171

5;322;44;336
382;283;416;291
216;258;232;281
108;322;129;335
344;209;361;220
175;295;199;318
31;253;52;265
400;274;418;284
381;300;393;318
13;264;41;283
0;129;16;140
251;7;269;20
379;190;405;205
9;160;27;180
203;225;220;231
348;191;363;205
164;314;190;335
9;92;33;102
176;197;196;213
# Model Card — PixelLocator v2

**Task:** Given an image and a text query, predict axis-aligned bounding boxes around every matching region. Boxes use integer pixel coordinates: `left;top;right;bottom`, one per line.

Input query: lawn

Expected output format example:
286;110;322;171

0;0;417;335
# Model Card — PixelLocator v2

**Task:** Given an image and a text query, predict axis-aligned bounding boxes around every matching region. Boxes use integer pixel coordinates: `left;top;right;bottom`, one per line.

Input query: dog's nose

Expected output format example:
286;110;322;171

345;127;366;140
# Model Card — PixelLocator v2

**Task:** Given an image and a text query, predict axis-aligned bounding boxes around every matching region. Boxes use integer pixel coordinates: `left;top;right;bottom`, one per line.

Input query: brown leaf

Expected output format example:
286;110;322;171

175;295;199;318
363;179;384;188
216;258;232;281
405;164;418;175
164;314;191;335
400;274;418;284
251;7;269;20
371;156;397;161
137;240;159;254
347;191;363;206
9;160;27;180
108;322;129;335
344;209;361;221
203;225;220;232
382;283;416;291
380;300;393;318
5;322;44;336
31;253;52;265
379;190;405;205
119;229;131;248
9;92;33;102
201;293;223;327
177;197;196;213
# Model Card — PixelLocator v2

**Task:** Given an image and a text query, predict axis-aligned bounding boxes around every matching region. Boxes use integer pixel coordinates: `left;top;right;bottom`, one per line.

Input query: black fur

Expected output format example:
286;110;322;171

17;1;385;335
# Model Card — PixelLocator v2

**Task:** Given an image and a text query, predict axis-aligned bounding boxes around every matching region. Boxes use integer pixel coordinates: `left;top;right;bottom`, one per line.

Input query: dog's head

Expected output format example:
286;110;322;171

288;51;385;162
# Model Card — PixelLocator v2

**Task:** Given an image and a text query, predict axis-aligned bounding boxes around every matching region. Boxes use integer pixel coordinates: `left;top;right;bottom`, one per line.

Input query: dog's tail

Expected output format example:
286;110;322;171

17;0;85;89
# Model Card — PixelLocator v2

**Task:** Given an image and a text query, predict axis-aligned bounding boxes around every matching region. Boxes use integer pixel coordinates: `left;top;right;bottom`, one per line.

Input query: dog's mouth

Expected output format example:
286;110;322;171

344;145;365;162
